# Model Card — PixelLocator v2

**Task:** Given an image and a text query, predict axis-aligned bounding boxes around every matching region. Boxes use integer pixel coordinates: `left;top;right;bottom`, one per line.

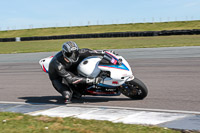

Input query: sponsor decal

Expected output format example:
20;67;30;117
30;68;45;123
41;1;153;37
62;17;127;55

87;90;116;95
112;81;119;84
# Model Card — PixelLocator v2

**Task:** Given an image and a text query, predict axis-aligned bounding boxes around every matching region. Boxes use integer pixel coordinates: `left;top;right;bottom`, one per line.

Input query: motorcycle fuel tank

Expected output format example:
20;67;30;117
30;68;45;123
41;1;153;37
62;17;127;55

77;56;101;78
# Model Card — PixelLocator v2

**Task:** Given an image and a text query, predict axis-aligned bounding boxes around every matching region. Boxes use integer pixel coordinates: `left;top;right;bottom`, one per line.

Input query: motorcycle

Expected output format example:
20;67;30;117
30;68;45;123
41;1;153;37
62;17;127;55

39;51;148;100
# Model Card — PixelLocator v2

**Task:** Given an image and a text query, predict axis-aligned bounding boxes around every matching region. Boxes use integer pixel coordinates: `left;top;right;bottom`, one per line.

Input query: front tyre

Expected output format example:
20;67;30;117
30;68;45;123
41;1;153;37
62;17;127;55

121;78;148;100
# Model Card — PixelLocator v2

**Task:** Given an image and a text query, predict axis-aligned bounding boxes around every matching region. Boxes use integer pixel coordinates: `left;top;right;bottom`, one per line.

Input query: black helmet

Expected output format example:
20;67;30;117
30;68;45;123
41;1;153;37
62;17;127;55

62;41;79;63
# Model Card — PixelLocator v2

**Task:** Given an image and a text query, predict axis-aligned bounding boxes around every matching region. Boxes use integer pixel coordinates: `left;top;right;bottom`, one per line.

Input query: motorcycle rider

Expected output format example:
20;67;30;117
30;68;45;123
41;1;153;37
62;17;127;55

48;41;118;103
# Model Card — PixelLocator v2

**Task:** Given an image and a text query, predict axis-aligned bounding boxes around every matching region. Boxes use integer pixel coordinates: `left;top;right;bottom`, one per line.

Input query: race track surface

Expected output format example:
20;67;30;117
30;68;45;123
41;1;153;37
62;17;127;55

0;46;200;112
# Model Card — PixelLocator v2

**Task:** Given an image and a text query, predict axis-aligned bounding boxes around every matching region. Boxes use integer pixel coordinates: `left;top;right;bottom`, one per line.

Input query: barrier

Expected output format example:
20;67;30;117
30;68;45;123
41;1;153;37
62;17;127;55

0;29;200;42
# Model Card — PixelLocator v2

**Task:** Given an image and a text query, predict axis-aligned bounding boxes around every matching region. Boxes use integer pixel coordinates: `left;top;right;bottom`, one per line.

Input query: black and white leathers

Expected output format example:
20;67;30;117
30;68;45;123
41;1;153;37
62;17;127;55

48;48;106;97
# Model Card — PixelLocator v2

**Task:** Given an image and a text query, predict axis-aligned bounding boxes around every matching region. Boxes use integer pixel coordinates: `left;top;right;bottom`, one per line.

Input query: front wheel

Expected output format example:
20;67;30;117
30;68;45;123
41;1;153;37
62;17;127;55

121;78;148;100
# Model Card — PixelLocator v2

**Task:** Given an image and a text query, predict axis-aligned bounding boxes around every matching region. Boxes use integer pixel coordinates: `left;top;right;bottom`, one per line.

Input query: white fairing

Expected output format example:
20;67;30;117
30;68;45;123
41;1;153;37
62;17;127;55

77;52;134;86
77;57;101;78
39;56;53;73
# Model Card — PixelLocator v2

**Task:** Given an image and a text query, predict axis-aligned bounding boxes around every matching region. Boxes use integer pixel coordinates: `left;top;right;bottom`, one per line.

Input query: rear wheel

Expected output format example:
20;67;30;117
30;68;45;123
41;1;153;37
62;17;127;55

121;78;148;100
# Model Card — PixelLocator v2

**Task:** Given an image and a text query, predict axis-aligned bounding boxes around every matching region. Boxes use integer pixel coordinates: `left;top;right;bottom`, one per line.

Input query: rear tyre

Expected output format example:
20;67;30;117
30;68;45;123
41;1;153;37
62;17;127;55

121;78;148;100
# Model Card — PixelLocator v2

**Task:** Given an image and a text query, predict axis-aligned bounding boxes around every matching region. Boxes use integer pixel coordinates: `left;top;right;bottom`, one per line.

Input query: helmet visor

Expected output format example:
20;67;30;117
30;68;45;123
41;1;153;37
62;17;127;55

70;51;79;62
63;51;72;58
63;50;79;62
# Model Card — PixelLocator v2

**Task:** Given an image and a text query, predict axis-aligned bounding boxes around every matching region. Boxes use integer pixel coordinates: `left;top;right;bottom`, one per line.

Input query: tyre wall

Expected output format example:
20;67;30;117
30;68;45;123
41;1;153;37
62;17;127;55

0;29;200;42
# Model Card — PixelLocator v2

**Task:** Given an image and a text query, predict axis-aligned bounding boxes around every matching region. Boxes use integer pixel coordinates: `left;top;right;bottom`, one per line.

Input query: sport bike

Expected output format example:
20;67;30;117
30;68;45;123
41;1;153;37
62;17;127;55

39;51;148;100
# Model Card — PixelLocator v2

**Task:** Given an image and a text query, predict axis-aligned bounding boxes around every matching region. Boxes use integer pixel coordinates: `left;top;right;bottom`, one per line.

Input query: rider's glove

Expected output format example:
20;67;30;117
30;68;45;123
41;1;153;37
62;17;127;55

86;77;103;84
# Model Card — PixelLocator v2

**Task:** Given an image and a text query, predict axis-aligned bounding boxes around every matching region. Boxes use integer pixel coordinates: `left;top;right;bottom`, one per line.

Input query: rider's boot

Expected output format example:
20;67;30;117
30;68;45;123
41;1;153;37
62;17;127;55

62;91;72;104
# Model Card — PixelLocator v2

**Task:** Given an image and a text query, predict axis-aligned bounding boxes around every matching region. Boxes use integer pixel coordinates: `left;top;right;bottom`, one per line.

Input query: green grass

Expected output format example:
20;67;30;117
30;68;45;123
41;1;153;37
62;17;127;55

1;20;200;38
0;35;200;54
0;112;181;133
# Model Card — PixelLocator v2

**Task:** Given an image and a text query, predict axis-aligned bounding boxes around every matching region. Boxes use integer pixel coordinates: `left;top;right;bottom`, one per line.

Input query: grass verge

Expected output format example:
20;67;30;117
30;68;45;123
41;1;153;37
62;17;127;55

0;35;200;54
0;112;182;133
1;20;200;38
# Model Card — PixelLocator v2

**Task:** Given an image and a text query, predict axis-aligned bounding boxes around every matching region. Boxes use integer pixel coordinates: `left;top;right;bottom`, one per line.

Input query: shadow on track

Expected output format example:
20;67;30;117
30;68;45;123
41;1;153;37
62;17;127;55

18;96;133;105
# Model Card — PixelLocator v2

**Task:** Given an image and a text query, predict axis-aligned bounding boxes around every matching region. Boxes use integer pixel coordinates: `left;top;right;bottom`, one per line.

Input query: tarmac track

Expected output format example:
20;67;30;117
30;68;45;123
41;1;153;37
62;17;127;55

0;46;200;112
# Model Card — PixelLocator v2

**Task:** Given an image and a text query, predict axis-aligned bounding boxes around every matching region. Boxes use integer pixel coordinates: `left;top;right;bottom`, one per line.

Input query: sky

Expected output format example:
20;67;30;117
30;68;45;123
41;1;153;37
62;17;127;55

0;0;200;30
